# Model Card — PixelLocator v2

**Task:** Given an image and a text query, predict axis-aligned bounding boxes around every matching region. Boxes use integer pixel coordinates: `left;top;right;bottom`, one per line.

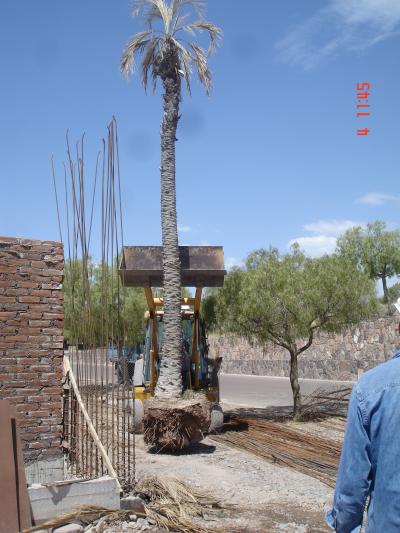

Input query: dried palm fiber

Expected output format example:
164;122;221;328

23;505;140;533
23;476;228;533
144;398;211;451
137;475;227;533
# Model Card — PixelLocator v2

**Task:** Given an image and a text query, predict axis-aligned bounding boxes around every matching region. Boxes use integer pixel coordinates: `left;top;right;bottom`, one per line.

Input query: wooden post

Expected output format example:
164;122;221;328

0;401;32;532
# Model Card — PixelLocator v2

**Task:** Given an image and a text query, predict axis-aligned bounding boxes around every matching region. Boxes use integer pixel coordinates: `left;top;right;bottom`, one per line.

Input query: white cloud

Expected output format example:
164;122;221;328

356;192;399;205
178;224;192;233
276;0;400;69
288;219;364;257
333;0;400;27
225;257;243;270
304;219;363;237
288;236;337;257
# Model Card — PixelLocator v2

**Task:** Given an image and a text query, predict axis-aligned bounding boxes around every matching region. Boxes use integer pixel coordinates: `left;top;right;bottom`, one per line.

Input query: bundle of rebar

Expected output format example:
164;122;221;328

54;118;135;492
300;386;352;419
211;417;342;487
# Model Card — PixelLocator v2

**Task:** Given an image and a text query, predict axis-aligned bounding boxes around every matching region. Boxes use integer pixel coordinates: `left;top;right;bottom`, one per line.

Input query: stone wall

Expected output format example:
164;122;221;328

209;316;400;381
0;236;64;472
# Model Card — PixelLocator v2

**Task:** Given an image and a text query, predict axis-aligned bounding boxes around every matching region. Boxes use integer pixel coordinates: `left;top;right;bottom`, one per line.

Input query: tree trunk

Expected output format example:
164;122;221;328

155;73;183;400
382;274;389;303
289;350;301;417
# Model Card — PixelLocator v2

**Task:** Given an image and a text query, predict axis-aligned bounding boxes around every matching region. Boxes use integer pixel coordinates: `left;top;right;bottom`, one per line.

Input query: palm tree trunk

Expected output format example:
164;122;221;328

155;73;183;399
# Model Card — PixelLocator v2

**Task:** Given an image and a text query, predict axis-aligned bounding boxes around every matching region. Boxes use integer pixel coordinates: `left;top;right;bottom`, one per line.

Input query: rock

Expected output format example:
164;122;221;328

53;524;84;533
209;403;224;432
120;496;146;514
136;517;149;527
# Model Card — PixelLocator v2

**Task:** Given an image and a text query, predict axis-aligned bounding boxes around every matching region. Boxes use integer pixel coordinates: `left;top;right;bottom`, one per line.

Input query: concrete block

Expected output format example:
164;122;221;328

29;476;120;524
25;456;64;484
53;524;84;533
120;496;146;513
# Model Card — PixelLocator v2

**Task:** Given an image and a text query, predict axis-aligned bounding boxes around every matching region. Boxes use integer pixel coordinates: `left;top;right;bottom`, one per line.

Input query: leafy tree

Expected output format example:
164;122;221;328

216;248;376;416
64;259;147;347
337;221;400;303
201;287;220;331
120;287;148;345
246;248;278;270
387;283;400;305
120;0;222;399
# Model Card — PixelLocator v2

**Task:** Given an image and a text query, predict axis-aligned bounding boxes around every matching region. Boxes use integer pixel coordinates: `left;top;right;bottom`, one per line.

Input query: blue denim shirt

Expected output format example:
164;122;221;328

326;351;400;532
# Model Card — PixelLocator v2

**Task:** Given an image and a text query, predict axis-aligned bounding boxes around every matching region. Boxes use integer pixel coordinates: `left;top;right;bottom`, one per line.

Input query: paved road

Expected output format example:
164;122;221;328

67;348;118;384
66;349;354;405
219;373;354;408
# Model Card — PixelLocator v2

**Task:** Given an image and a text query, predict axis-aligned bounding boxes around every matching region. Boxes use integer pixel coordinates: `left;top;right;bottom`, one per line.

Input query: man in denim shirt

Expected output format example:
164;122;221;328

326;350;400;532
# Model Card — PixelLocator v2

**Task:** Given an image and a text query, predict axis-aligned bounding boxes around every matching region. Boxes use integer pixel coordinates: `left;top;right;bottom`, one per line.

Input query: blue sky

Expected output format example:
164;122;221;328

1;0;399;269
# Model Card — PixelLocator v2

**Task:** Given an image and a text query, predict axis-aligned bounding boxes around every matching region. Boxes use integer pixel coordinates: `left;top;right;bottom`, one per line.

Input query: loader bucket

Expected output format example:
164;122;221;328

119;246;226;288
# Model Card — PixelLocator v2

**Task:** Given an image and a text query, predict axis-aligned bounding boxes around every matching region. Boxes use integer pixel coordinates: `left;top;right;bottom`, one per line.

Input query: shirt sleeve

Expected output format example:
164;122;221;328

326;386;371;533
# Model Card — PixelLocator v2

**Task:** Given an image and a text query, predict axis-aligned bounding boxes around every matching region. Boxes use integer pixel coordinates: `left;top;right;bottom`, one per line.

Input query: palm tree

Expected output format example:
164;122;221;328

121;0;222;400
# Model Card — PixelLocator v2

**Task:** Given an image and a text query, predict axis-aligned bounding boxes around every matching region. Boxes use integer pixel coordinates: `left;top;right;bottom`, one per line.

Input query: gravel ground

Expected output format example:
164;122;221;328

101;409;346;532
135;435;333;510
125;432;335;532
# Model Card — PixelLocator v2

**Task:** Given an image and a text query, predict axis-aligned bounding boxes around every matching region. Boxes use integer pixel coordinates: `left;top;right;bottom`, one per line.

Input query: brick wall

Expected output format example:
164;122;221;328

0;236;64;464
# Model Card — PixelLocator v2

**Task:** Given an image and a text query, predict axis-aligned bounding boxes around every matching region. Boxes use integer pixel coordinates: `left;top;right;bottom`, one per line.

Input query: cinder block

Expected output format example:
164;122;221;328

29;476;120;524
25;456;64;484
120;496;146;513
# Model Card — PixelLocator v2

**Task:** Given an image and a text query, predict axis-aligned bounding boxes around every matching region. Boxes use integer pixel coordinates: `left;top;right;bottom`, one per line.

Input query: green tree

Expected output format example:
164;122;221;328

216;248;376;416
337;221;400;303
64;258;147;347
121;0;222;399
201;287;219;331
387;283;400;305
120;287;148;345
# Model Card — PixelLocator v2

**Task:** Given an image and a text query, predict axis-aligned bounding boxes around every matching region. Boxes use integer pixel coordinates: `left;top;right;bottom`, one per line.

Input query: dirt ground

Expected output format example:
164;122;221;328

134;436;333;532
103;408;345;532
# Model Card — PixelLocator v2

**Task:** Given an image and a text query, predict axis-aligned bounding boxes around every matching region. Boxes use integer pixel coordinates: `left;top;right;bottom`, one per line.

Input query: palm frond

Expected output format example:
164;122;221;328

172;13;189;35
120;29;153;77
182;21;222;54
131;0;173;33
190;43;211;93
141;38;161;91
178;55;192;95
130;0;153;16
171;0;205;19
171;37;193;94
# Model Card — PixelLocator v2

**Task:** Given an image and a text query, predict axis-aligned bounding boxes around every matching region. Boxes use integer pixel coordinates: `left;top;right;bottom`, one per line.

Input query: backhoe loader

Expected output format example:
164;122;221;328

119;245;226;430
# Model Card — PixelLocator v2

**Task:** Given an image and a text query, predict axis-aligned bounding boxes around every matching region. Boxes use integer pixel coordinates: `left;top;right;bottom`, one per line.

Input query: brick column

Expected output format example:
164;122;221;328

0;236;64;480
